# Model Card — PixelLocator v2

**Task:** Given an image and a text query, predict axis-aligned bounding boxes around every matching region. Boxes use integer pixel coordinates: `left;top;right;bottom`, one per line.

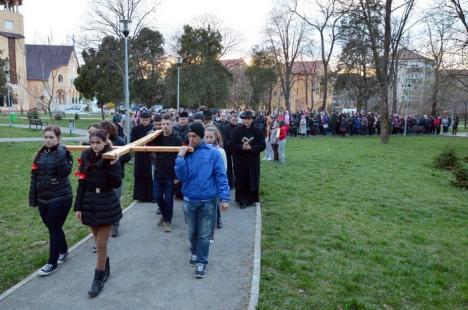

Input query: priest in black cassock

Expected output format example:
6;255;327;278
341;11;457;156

231;111;266;208
131;110;153;202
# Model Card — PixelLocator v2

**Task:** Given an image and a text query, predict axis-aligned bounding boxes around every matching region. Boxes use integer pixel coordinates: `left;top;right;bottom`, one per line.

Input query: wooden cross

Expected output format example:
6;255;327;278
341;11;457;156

65;130;193;159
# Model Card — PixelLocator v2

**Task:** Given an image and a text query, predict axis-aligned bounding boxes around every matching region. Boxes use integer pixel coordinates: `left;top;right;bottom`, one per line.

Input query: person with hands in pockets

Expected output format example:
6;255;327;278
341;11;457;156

175;122;230;279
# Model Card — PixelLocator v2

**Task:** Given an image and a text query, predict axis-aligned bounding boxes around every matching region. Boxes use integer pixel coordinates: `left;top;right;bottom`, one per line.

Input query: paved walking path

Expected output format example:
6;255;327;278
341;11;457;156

0;123;89;136
0;197;259;310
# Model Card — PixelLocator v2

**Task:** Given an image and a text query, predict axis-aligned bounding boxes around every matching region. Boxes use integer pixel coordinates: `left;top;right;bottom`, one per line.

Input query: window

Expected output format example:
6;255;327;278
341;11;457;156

58;74;63;83
4;20;14;31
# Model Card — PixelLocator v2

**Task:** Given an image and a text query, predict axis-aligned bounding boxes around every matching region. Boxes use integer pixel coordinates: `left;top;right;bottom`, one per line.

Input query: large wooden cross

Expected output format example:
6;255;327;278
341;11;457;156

65;130;193;158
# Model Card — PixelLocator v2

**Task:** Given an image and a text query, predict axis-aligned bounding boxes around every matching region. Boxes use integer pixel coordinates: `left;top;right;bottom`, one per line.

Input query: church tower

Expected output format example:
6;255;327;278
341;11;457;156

0;0;27;111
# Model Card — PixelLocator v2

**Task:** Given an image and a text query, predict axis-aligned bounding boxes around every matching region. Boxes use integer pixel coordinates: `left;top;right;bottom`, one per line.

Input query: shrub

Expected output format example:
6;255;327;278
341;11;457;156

433;146;461;170
452;165;468;189
53;113;63;120
74;112;80;120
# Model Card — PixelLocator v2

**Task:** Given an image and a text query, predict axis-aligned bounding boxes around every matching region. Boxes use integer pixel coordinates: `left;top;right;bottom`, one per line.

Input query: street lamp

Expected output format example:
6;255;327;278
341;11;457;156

4;66;11;127
176;56;183;112
120;18;131;143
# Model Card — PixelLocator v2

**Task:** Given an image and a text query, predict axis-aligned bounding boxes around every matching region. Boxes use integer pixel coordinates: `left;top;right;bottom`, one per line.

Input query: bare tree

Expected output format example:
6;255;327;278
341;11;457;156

291;0;344;112
266;7;307;111
423;6;458;116
190;13;243;58
357;0;393;144
81;0;158;45
389;0;415;114
448;0;468;35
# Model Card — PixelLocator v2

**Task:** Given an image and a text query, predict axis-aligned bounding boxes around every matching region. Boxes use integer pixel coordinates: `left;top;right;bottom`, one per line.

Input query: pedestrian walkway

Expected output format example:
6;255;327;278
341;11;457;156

0;123;89;136
0;197;259;310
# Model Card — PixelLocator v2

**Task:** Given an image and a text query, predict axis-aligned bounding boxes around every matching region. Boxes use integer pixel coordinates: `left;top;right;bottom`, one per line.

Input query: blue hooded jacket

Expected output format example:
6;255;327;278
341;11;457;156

175;142;230;202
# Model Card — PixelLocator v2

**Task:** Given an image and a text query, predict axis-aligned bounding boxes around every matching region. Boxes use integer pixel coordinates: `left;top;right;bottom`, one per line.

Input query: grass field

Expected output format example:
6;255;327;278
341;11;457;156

0;127;80;138
0;115;103;130
258;136;468;309
0;136;466;308
0;142;134;293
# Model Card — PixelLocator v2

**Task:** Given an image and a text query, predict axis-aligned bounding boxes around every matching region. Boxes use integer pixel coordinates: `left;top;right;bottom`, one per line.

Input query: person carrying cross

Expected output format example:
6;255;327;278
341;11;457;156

175;122;230;278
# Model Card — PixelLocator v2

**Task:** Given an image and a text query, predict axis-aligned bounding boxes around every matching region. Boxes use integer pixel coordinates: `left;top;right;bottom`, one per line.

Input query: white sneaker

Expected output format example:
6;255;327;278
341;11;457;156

57;253;68;265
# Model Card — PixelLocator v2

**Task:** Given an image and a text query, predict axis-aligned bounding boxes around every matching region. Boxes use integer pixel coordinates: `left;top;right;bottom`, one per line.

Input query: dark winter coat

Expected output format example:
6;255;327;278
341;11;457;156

231;125;266;192
74;147;122;227
110;135;131;178
29;144;73;206
150;132;182;179
131;124;153;178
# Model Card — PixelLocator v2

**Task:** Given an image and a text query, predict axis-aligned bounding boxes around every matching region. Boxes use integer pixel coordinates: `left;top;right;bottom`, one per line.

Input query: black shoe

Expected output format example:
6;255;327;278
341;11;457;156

156;208;161;215
239;202;247;209
88;269;106;298
217;221;223;229
102;257;110;283
195;264;206;278
190;255;197;267
111;225;119;237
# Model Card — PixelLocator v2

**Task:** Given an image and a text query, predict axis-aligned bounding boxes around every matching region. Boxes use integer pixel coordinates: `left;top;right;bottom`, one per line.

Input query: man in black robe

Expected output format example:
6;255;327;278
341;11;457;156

223;113;239;189
131;110;153;202
231;111;266;208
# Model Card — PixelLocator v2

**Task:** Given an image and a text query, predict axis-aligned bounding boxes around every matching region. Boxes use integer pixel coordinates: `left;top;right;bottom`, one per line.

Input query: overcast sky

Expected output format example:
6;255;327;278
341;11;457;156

21;0;272;58
21;0;432;60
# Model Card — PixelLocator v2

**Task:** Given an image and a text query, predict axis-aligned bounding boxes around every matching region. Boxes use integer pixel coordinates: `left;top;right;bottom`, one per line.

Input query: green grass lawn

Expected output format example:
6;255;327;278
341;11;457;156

258;136;468;310
0;115;103;130
0;142;134;293
0;127;80;138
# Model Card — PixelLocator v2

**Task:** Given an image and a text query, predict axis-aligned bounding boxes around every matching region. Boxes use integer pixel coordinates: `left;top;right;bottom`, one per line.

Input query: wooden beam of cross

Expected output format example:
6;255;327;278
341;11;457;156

65;130;193;159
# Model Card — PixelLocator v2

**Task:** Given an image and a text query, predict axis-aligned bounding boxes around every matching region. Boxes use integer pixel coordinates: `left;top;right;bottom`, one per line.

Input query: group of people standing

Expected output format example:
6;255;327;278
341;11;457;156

28;108;266;298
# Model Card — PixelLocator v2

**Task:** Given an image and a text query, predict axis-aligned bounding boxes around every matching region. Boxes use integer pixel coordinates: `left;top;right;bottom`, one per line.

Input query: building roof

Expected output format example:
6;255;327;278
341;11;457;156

221;58;246;70
26;45;74;81
398;48;430;61
0;31;24;39
292;61;321;75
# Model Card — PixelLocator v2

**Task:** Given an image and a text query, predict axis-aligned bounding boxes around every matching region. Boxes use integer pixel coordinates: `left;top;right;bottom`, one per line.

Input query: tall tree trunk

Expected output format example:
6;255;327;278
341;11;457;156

101;106;105;120
380;0;392;144
268;84;273;114
305;75;309;111
319;65;328;111
431;70;440;116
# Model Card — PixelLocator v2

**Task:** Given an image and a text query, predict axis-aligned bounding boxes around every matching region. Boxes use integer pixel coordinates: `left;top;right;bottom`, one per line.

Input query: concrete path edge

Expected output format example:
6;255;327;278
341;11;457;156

248;202;262;310
0;200;138;302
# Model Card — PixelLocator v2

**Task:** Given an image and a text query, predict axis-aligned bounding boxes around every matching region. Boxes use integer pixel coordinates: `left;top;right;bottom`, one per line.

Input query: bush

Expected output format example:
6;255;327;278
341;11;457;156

433;146;461;170
74;112;80;120
53;113;63;120
452;165;468;189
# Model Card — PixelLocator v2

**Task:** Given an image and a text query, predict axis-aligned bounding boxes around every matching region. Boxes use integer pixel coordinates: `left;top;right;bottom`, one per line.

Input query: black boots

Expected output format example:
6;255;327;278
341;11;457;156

88;257;111;298
103;257;110;283
88;269;106;298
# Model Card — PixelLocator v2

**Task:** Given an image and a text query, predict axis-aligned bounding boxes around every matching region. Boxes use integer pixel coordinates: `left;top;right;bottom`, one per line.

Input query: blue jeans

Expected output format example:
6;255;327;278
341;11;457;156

183;199;216;265
153;177;175;223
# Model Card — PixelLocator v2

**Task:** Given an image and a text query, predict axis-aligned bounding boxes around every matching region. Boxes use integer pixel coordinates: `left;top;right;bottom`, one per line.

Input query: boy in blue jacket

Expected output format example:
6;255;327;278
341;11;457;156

175;122;230;278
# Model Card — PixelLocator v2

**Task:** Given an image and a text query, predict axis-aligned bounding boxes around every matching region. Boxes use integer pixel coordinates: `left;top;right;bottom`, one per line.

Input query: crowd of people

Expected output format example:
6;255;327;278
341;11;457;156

28;107;267;298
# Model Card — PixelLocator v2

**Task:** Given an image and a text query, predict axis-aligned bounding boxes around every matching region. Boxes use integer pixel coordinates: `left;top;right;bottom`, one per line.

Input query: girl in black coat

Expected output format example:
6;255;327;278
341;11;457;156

74;129;122;298
29;126;73;276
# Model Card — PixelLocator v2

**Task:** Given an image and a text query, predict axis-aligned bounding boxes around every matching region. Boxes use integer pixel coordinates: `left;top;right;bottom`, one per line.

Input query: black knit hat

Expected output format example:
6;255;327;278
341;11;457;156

140;109;151;118
194;112;205;121
241;111;254;119
188;122;204;139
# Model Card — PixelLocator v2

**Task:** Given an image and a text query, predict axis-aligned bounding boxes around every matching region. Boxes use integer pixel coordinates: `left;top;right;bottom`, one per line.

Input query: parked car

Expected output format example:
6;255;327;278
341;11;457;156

65;105;87;114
